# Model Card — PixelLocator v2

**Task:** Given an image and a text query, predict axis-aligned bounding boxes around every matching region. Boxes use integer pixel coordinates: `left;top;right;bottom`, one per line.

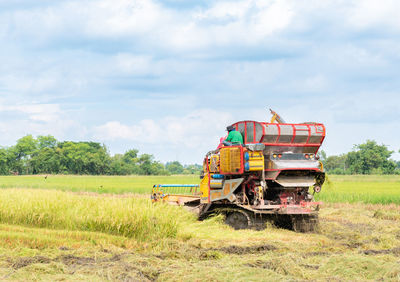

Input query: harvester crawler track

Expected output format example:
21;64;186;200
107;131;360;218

200;205;319;232
274;214;319;233
201;206;254;230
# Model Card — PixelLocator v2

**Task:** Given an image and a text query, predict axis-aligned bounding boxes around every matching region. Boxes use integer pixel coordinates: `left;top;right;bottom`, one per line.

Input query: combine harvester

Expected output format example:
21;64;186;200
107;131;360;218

152;109;326;232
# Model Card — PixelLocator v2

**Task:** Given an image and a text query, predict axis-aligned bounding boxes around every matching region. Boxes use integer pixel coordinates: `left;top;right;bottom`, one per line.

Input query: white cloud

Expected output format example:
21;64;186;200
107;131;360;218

3;0;295;51
0;102;87;146
82;0;168;37
0;103;61;122
4;0;400;53
93;109;234;149
15;104;61;122
113;54;153;75
0;74;57;94
94;120;161;142
348;0;400;31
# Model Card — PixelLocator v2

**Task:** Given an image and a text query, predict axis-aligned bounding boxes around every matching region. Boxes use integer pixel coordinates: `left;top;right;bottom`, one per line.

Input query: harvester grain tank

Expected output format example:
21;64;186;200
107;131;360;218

152;109;326;232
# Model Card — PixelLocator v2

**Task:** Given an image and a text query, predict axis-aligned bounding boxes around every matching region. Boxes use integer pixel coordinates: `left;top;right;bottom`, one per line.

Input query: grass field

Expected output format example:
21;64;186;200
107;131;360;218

0;174;399;281
315;175;400;204
0;175;199;194
0;174;399;204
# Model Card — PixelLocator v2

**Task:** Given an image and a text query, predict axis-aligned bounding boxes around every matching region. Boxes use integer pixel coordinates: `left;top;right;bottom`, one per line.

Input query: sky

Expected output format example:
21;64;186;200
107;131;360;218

0;0;399;164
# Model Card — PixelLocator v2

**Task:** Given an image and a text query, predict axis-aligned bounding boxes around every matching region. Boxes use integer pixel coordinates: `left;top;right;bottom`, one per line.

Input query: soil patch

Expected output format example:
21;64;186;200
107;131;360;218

57;254;95;266
324;218;372;235
302;251;330;258
11;256;51;269
213;244;276;255
9;253;125;270
6;252;156;281
244;260;273;269
301;264;320;270
362;247;400;255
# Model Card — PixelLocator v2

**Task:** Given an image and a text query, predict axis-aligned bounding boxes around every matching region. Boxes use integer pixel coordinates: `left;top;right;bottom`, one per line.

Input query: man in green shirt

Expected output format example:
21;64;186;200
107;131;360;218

223;125;244;146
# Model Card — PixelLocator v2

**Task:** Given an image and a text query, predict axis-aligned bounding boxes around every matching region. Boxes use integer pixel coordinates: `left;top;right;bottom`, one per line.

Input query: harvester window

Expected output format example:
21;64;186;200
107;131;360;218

246;122;254;143
255;123;263;142
238;122;245;143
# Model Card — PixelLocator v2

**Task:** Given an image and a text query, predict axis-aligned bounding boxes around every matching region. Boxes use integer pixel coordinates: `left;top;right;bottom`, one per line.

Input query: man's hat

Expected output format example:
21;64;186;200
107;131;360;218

226;125;235;132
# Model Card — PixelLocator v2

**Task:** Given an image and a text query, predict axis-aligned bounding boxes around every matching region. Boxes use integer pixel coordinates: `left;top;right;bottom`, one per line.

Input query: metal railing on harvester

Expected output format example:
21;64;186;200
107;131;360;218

151;184;201;204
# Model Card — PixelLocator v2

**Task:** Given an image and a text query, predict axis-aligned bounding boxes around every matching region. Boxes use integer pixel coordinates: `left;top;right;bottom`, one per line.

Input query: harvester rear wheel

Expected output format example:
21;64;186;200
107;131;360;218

225;210;252;230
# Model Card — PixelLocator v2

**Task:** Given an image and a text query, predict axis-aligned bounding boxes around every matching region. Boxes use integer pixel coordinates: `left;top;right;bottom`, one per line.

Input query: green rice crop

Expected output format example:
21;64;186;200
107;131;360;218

315;175;400;204
0;175;199;194
0;174;399;205
0;189;195;241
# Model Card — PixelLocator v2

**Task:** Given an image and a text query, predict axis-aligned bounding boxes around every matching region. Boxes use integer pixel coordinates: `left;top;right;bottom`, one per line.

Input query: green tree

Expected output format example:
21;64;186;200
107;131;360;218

150;161;168;175
121;149;139;174
346;140;397;174
0;148;9;175
122;149;139;164
58;141;110;174
166;161;184;174
110;154;128;175
8;135;39;174
15;135;38;159
318;150;327;162
137;154;154;175
29;135;60;174
30;147;61;174
135;154;167;175
323;154;348;174
183;164;202;175
37;135;57;149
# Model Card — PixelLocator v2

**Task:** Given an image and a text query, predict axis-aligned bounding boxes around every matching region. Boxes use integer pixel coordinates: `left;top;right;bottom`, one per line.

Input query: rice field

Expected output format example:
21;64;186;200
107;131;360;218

0;189;195;242
0;175;199;194
0;175;399;281
315;175;400;204
0;190;399;281
0;174;399;204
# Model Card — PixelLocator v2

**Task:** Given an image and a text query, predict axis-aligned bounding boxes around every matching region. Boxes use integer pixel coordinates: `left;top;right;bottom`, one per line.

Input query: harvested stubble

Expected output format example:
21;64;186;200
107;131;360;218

0;189;195;241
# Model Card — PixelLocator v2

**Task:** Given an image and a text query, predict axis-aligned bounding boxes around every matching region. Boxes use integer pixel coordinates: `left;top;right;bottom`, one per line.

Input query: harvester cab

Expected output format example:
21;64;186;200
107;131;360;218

152;109;326;232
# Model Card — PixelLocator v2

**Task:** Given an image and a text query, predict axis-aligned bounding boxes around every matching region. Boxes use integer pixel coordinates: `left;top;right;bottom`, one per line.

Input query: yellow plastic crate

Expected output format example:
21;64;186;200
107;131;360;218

220;147;242;174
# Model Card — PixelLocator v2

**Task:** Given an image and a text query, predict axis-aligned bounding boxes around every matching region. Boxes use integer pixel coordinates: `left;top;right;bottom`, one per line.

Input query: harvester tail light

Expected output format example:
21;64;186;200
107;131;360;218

305;154;309;159
273;154;277;159
278;154;282;158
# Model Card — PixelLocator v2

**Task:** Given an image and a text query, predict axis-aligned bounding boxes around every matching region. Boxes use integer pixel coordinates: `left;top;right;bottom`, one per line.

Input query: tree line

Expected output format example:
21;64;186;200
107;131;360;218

0;135;202;175
1;136;398;176
320;140;400;175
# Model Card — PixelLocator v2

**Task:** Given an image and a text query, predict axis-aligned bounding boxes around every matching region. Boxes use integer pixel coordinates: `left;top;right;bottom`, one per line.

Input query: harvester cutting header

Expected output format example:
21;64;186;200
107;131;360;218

152;109;326;232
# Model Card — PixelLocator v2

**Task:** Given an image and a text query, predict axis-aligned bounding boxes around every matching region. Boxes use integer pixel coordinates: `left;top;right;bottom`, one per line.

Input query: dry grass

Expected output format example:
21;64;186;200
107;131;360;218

0;189;399;281
0;189;195;242
0;174;399;280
